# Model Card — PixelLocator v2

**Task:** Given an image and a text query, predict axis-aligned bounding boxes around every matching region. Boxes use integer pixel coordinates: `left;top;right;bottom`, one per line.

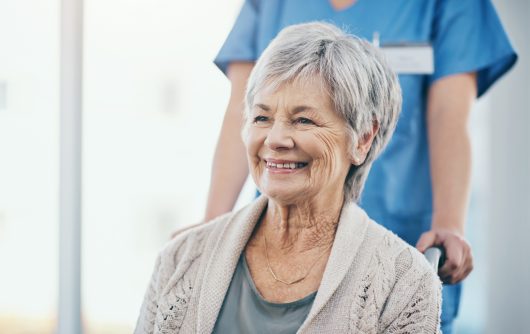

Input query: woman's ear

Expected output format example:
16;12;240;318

351;121;379;165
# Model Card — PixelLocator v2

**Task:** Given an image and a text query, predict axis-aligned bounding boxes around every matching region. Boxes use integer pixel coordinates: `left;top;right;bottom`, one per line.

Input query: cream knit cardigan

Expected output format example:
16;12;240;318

135;196;442;333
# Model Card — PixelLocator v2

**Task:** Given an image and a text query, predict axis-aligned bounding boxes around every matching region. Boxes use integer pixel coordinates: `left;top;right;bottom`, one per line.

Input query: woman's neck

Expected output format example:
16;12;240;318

263;195;344;253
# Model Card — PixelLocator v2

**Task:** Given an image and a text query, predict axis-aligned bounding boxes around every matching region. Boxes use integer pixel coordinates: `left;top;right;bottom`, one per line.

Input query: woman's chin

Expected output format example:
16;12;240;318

259;186;308;205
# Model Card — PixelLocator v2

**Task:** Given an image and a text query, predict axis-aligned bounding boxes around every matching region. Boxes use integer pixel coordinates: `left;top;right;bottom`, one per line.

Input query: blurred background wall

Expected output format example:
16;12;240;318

0;0;528;333
487;1;530;333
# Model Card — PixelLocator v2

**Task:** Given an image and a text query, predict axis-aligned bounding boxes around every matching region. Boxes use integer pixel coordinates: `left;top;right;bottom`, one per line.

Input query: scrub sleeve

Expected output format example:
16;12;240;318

429;0;517;96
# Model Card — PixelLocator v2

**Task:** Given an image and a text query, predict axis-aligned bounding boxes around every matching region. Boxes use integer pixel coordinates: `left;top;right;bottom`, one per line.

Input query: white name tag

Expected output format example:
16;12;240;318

380;44;434;74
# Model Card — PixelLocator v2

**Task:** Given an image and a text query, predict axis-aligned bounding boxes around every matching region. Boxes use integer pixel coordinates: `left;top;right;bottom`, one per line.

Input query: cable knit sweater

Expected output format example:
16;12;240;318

135;196;442;333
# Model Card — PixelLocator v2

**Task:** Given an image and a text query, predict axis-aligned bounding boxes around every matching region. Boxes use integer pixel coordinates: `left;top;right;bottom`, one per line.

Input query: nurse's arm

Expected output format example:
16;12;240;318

204;62;255;222
416;72;476;284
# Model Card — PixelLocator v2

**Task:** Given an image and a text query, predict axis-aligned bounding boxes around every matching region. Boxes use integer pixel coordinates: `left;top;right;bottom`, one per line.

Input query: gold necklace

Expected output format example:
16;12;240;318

263;233;332;285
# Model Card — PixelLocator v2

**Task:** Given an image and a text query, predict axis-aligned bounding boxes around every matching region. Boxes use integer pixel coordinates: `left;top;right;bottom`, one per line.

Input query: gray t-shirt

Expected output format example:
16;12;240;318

213;254;316;334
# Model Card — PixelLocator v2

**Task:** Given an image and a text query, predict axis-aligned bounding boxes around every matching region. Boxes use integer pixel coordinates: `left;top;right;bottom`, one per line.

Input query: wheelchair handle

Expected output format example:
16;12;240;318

424;246;446;272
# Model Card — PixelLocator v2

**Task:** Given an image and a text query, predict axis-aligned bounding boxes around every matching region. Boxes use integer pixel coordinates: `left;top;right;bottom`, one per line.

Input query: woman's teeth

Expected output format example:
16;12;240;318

266;161;306;169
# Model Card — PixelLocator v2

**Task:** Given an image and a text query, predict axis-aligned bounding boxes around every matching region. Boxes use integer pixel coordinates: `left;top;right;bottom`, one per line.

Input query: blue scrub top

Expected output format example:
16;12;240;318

214;1;516;326
214;0;516;247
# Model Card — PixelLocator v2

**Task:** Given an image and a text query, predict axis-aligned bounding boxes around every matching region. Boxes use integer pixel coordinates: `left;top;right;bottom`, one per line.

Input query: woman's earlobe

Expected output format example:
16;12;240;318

351;151;365;166
354;122;379;163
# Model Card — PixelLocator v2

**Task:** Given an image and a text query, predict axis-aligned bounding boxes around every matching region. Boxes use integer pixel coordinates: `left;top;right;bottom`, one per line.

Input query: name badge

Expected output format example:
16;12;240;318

379;43;434;75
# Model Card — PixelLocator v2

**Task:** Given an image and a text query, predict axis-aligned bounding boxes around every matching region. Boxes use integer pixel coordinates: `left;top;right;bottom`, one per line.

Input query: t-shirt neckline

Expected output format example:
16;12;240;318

241;254;317;308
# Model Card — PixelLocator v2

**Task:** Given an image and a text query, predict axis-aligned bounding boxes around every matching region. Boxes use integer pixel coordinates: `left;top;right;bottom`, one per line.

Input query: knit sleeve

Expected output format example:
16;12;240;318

134;254;162;334
383;270;442;334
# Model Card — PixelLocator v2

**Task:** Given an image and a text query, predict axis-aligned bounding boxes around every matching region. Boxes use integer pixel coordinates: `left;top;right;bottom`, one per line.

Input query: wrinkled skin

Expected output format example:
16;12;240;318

244;78;353;212
242;78;377;302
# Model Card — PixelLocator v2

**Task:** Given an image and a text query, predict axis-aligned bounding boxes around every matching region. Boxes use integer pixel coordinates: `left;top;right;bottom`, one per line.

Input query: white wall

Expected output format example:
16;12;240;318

487;1;530;332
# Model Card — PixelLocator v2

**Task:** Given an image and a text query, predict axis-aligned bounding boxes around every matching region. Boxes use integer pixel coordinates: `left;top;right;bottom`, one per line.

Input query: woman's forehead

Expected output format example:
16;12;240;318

254;77;332;108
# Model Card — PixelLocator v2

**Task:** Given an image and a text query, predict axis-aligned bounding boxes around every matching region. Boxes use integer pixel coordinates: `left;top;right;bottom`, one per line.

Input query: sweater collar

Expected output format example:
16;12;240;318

298;200;369;331
196;196;369;333
196;196;268;333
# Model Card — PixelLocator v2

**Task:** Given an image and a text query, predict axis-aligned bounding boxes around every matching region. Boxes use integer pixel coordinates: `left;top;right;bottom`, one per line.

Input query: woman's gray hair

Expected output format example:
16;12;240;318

245;22;402;202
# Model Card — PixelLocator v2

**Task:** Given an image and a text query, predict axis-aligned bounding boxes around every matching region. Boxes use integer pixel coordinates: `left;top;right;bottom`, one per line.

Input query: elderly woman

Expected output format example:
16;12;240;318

135;22;441;333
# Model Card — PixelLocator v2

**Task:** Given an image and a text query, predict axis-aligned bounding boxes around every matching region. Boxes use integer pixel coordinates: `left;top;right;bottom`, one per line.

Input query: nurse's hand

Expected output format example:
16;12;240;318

416;229;474;284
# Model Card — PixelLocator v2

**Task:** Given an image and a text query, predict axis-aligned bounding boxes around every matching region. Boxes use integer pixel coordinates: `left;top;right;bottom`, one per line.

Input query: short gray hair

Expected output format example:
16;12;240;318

245;22;402;202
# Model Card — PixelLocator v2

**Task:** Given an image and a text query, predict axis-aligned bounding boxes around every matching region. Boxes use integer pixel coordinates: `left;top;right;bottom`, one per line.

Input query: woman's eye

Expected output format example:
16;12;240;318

253;115;269;123
295;117;315;125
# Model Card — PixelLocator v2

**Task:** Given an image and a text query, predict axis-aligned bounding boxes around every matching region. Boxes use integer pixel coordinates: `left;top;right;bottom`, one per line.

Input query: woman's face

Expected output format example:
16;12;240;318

244;78;352;205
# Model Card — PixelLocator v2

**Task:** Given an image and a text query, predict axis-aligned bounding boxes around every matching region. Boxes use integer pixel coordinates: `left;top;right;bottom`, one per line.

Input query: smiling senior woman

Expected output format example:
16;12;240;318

135;22;441;333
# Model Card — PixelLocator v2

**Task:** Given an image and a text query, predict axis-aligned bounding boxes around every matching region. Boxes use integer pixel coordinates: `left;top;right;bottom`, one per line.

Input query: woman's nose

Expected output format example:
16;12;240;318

264;120;294;151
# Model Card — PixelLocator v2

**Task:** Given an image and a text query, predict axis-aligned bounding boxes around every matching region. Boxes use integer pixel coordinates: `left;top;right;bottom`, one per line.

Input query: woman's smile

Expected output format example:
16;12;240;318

264;159;309;174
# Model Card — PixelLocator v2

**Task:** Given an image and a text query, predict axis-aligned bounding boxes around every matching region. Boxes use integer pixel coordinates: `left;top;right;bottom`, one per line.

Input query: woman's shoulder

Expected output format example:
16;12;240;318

341;202;437;280
358;217;442;331
144;212;234;303
365;217;437;279
333;206;441;331
156;197;268;276
159;212;232;264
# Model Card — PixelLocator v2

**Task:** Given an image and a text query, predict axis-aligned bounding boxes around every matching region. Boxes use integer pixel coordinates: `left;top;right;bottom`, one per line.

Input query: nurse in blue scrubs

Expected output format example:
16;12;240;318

204;1;517;332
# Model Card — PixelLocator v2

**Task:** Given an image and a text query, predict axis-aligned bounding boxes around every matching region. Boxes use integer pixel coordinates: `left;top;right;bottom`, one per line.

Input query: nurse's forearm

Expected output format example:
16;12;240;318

204;62;254;222
427;73;477;234
205;106;249;221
